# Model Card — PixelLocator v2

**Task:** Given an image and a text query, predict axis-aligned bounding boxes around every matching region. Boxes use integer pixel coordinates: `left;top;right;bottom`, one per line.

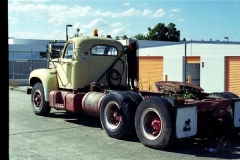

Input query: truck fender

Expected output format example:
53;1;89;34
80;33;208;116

29;69;58;102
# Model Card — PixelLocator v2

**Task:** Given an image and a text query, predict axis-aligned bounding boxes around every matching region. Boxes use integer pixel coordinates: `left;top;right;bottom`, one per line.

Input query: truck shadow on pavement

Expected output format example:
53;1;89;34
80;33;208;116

47;111;240;159
48;111;102;128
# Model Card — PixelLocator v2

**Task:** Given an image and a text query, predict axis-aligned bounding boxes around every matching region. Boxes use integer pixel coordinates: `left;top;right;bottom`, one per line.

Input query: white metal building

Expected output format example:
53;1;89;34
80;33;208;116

137;40;240;97
8;38;240;96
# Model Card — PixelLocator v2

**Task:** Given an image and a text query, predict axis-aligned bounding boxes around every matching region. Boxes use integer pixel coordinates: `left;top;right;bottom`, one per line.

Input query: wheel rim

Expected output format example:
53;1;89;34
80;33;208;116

32;89;42;110
140;108;162;140
104;101;121;130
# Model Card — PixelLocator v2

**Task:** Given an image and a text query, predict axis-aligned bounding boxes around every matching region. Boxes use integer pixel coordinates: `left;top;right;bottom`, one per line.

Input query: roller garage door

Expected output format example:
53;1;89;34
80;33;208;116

225;56;240;97
138;56;163;91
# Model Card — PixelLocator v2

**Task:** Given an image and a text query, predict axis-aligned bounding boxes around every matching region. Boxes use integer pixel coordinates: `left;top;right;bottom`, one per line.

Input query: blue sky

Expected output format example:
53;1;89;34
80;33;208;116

8;0;240;41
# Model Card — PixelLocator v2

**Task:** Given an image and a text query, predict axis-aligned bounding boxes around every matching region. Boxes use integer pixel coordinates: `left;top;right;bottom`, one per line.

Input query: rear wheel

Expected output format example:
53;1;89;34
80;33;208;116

125;91;143;105
31;82;51;116
135;96;175;150
222;92;239;98
100;91;137;139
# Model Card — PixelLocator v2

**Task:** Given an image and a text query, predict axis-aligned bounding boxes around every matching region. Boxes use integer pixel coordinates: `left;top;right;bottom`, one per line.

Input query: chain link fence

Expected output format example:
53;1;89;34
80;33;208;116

9;51;48;86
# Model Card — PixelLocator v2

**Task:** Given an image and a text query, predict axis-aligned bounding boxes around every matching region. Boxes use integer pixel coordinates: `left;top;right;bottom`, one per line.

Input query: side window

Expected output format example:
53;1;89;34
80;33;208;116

91;45;118;56
64;43;73;59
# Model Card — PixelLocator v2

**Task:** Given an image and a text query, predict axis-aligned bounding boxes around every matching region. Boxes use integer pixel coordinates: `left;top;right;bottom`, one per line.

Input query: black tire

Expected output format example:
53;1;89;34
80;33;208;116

125;91;143;105
100;91;137;139
31;82;51;116
135;96;175;150
222;92;239;98
209;92;226;98
163;96;177;106
209;92;239;99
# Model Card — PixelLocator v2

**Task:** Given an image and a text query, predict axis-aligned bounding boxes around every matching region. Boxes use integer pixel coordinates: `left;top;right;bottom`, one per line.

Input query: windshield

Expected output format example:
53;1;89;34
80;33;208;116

64;43;74;59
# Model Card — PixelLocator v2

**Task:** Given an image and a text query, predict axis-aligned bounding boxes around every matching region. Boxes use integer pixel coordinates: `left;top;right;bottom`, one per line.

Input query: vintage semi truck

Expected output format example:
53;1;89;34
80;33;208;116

27;30;240;150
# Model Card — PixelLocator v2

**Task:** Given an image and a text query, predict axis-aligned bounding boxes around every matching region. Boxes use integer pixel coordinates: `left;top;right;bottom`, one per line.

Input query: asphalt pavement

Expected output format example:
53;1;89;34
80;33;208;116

9;86;29;93
9;86;240;160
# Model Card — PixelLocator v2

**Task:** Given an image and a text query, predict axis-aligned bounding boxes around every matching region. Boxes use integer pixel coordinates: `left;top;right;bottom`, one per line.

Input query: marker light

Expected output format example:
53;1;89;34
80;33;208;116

93;29;98;36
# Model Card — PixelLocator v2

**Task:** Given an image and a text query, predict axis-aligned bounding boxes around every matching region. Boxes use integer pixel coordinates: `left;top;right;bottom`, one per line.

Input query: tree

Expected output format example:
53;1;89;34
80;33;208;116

181;38;186;41
166;23;180;41
122;35;128;40
134;22;180;41
147;23;168;41
115;35;128;40
115;36;121;40
134;33;148;40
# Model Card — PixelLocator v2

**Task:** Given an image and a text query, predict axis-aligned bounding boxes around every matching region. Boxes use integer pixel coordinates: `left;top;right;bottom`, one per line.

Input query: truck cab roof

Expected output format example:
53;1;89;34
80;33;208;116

69;36;124;52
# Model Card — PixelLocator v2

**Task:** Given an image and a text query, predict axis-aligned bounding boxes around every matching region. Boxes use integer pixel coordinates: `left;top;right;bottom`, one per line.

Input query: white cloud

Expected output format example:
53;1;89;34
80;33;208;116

142;3;148;8
8;2;69;25
122;8;141;17
111;22;122;27
8;16;19;24
48;16;66;26
8;1;169;29
169;8;181;12
178;18;184;22
112;27;127;35
88;19;108;28
151;8;166;18
96;11;117;18
69;5;92;17
8;1;180;39
123;2;130;6
73;22;82;30
143;9;152;16
9;31;51;40
13;0;51;3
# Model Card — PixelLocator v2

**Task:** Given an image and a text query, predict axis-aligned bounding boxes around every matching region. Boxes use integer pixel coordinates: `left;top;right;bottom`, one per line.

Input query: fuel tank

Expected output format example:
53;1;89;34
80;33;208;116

82;91;106;117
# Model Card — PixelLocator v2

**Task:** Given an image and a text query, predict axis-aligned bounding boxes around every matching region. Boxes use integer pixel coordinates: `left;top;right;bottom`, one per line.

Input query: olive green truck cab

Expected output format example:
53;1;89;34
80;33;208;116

27;31;240;150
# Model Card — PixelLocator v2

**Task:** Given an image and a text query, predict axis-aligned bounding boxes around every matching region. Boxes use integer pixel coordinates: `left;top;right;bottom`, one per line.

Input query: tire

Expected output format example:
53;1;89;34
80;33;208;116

135;96;175;150
125;91;143;105
222;92;239;98
31;82;51;116
209;92;239;99
209;92;226;98
162;96;177;106
100;91;137;139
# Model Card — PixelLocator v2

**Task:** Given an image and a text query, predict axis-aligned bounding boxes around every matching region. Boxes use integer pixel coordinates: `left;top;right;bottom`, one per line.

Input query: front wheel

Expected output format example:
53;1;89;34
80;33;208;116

31;82;51;116
135;96;175;150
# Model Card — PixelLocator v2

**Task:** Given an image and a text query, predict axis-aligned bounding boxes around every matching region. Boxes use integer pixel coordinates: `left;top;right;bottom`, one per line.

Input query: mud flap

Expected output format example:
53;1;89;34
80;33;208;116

234;99;240;127
176;105;197;139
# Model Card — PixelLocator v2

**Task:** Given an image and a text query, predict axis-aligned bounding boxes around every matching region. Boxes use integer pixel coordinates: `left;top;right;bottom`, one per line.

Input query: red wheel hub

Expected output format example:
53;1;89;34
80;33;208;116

147;113;161;136
110;108;120;124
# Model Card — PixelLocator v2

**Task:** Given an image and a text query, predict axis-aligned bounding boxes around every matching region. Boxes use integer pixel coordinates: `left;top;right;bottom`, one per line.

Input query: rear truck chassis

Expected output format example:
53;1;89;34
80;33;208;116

27;81;240;150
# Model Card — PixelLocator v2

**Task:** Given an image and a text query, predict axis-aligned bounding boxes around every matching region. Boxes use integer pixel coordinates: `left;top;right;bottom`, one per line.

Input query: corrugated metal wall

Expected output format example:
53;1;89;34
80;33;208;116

225;56;240;97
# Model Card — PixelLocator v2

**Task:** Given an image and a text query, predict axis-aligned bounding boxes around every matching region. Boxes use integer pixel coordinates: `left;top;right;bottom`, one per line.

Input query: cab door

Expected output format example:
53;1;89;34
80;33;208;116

56;43;74;89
